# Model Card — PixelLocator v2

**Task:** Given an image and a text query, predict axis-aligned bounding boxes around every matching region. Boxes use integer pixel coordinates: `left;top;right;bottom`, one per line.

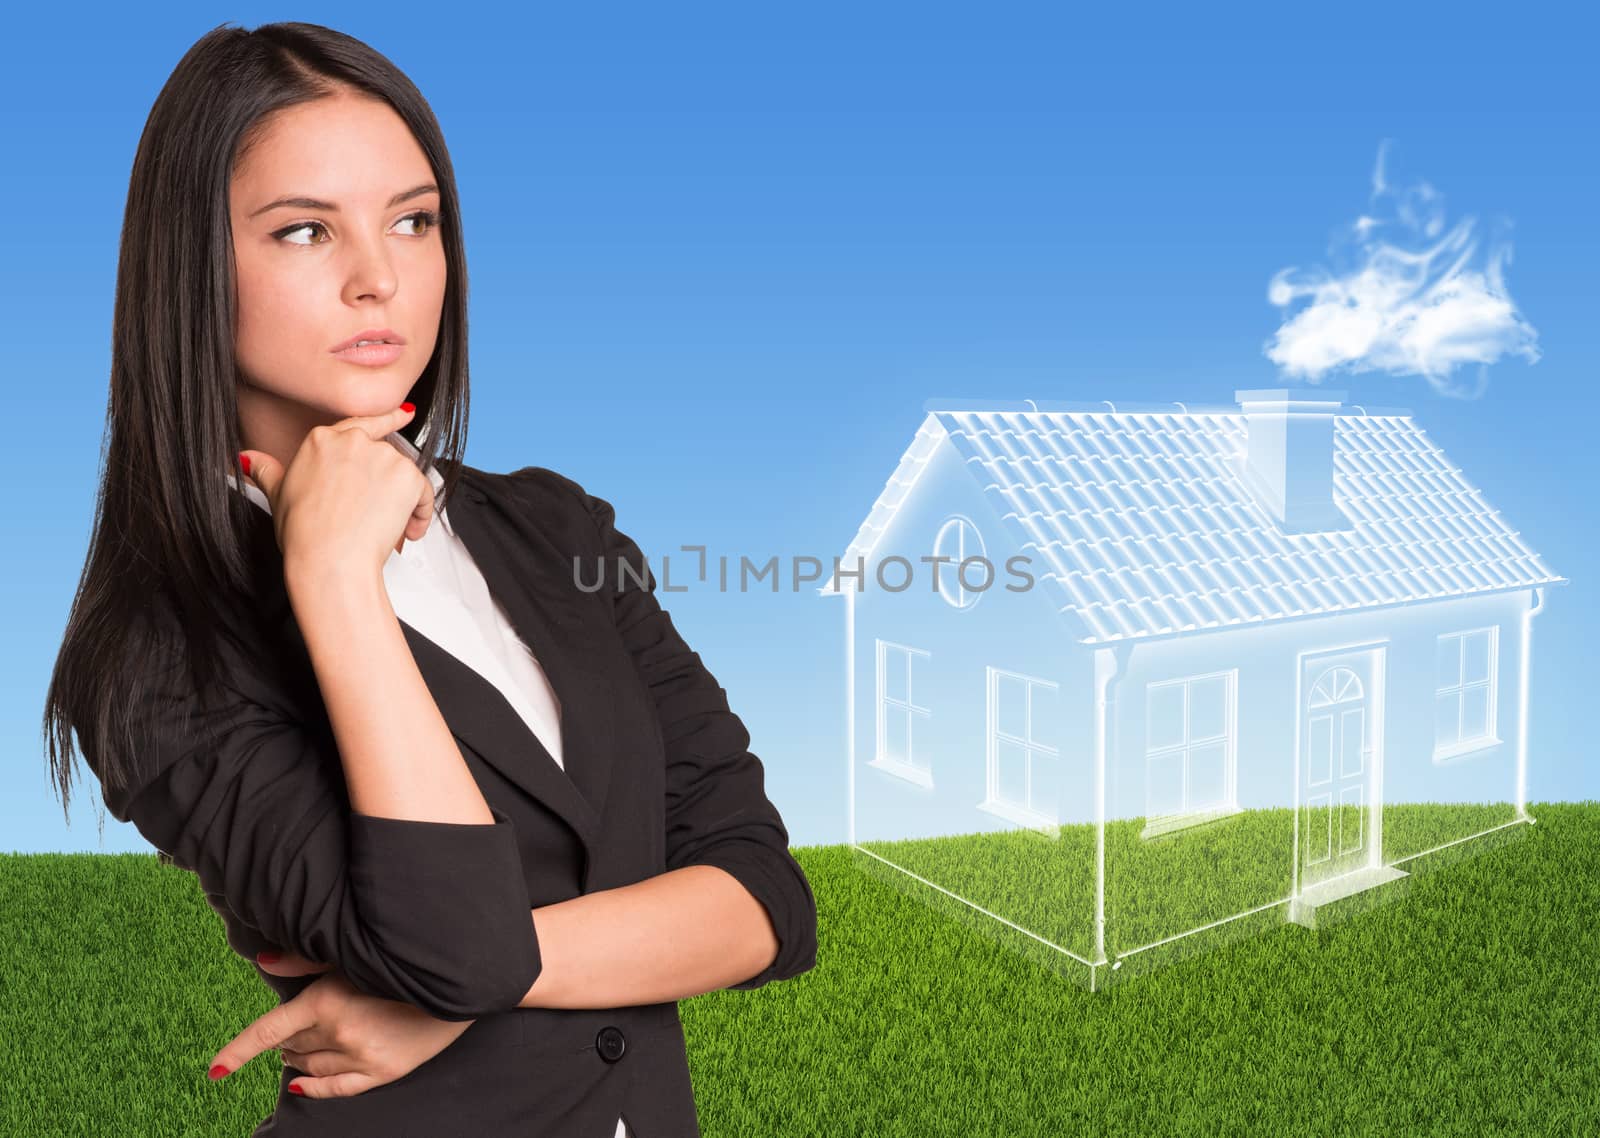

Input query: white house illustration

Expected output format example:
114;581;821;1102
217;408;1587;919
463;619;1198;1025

820;389;1565;991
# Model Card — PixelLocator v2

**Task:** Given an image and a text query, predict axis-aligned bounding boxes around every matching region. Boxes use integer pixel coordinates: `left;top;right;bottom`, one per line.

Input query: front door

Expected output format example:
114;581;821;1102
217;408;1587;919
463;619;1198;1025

1299;647;1384;891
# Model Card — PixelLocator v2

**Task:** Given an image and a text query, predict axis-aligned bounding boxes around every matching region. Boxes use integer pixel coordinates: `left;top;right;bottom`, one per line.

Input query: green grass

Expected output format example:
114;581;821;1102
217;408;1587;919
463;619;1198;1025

3;801;1597;1136
859;800;1529;965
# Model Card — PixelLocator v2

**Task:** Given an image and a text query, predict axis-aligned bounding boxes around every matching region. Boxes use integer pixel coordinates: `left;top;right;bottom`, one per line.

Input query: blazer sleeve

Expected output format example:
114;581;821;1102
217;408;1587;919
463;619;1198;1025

535;469;819;991
93;618;542;1022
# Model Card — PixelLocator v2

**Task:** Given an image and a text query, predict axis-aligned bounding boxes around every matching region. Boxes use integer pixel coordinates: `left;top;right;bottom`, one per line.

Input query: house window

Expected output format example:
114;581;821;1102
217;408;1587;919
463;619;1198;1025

870;639;933;788
933;515;986;610
978;667;1060;833
1435;627;1499;759
1144;671;1238;837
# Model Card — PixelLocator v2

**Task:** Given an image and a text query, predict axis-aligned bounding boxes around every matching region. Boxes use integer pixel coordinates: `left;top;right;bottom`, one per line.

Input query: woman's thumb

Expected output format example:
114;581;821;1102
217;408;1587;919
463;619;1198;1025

237;450;282;502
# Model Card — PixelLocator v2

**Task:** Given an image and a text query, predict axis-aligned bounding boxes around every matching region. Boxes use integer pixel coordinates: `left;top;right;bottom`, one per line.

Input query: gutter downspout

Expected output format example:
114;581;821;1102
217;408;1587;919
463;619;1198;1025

845;587;856;847
1516;586;1547;823
1092;643;1130;990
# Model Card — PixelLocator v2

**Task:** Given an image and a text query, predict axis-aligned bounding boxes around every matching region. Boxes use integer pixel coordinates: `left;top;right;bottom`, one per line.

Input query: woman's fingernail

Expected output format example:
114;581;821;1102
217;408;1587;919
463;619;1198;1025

288;1083;305;1096
257;951;280;965
238;453;251;475
400;401;415;413
208;1064;230;1080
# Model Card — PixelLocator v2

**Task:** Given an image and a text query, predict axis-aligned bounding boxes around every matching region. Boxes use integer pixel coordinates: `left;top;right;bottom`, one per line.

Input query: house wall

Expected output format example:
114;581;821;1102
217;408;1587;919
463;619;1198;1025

1107;587;1531;864
1093;586;1531;953
1357;588;1530;861
846;436;1103;960
849;436;1098;846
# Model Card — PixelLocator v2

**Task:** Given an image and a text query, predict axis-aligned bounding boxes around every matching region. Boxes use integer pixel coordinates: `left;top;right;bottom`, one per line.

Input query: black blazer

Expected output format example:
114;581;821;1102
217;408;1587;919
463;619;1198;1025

97;461;819;1137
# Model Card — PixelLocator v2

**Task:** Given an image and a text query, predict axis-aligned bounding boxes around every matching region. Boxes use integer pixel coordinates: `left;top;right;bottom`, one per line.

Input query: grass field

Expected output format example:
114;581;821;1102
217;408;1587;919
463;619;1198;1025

855;800;1528;976
2;800;1596;1136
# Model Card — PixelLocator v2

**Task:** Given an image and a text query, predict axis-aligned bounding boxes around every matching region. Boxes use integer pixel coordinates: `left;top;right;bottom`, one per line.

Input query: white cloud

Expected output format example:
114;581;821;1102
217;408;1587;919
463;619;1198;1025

1263;139;1540;398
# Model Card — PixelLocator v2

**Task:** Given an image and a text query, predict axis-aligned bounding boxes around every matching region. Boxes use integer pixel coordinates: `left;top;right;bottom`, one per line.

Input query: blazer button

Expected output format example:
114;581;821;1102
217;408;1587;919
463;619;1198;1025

596;1026;626;1063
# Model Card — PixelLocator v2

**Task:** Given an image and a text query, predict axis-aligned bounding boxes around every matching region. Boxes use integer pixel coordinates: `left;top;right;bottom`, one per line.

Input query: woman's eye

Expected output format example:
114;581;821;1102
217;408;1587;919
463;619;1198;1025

396;210;440;237
275;220;330;246
272;211;440;246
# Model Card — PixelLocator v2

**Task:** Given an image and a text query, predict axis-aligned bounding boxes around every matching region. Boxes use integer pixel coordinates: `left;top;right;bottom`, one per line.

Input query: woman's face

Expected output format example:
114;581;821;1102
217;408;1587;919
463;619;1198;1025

229;92;446;459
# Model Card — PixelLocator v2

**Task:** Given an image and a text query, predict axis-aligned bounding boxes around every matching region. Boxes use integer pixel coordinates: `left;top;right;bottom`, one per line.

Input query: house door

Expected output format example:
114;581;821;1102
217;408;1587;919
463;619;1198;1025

1299;648;1384;891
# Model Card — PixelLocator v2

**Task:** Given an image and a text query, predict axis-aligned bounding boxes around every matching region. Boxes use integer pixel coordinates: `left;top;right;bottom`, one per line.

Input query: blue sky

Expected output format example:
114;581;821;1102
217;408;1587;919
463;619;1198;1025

4;1;1595;855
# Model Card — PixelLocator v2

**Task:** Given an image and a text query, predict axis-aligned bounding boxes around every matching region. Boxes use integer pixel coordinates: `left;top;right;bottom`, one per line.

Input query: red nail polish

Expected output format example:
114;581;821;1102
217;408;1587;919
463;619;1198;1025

257;950;280;964
288;1083;305;1096
400;401;415;413
239;453;251;475
209;1064;230;1080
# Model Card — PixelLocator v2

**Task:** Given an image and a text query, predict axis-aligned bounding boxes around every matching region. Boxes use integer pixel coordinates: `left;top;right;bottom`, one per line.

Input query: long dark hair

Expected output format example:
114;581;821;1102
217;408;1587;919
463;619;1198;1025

42;20;473;830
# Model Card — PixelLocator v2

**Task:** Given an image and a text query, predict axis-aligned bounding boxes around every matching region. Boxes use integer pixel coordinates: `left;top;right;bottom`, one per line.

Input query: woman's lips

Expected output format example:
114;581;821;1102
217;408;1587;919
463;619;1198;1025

332;342;404;366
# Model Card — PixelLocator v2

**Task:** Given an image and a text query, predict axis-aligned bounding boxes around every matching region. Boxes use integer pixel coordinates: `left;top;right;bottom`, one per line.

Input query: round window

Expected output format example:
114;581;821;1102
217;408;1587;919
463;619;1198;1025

933;515;987;610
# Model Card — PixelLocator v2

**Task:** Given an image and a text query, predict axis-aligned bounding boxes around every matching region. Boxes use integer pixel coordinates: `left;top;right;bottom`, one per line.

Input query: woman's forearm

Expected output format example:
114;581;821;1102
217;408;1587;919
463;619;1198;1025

285;562;496;825
519;865;779;1008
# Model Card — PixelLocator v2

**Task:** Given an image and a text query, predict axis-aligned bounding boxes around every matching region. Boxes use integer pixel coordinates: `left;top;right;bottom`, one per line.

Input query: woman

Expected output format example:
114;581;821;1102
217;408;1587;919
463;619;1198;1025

42;20;818;1137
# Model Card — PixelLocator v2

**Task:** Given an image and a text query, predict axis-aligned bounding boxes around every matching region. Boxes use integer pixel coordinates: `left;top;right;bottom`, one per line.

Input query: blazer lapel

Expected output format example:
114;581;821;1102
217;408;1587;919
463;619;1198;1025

241;465;614;853
431;467;617;838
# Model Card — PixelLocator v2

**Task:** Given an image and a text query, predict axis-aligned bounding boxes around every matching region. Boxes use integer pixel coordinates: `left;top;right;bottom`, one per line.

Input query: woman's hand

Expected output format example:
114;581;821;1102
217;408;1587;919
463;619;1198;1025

239;402;435;581
207;950;475;1099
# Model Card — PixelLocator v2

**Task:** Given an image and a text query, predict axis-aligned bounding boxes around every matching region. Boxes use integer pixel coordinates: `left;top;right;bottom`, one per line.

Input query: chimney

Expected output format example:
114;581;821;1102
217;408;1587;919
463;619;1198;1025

1232;388;1350;534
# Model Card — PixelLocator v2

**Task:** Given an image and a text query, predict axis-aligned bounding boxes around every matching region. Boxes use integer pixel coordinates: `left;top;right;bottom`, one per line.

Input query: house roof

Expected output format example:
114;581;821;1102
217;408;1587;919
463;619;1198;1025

822;397;1566;644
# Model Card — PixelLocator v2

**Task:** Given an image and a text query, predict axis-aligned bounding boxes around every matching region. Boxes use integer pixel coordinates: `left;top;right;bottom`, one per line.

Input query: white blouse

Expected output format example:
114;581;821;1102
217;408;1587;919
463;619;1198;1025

226;433;631;1138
